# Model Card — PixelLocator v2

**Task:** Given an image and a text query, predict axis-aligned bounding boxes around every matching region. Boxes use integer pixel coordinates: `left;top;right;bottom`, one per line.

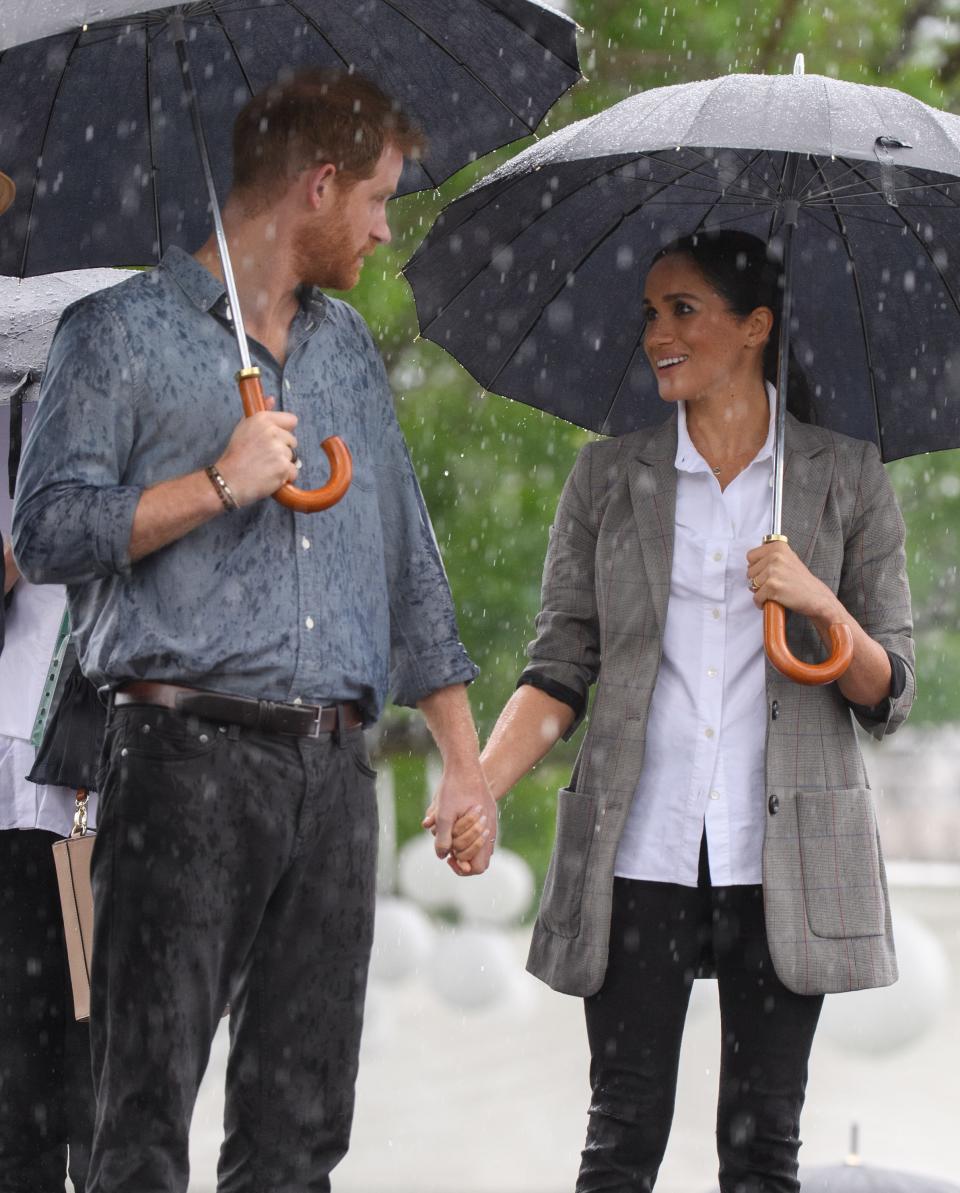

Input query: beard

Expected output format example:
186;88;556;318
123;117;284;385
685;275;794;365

293;205;366;291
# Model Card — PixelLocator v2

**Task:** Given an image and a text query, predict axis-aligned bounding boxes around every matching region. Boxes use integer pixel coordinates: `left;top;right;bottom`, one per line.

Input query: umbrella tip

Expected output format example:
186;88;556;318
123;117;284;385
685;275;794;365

793;53;806;76
844;1121;862;1166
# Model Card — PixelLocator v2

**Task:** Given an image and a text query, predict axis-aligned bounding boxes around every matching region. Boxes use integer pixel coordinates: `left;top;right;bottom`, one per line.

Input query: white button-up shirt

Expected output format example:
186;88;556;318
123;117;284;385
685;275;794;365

614;386;776;887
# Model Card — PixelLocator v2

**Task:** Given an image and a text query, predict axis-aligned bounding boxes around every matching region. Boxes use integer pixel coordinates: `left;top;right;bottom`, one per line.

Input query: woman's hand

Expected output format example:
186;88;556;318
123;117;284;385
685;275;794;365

747;538;894;705
421;802;492;875
745;539;842;621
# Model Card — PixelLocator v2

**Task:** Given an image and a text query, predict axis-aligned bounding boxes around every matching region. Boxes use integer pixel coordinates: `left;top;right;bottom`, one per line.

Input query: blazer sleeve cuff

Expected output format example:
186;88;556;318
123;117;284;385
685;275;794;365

516;671;586;740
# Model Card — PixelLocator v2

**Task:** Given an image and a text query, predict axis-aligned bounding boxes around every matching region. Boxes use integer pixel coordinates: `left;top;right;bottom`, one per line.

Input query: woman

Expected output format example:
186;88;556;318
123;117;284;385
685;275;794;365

443;230;914;1191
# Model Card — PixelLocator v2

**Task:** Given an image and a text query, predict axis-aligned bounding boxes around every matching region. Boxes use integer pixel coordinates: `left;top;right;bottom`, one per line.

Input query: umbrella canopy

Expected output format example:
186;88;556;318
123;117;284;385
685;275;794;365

709;1163;960;1192
0;0;580;277
405;66;960;463
1;269;127;523
0;268;127;403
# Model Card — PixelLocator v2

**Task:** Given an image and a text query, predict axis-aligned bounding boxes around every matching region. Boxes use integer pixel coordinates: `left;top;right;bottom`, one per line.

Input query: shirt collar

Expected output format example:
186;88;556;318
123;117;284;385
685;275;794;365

675;381;777;475
160;245;328;324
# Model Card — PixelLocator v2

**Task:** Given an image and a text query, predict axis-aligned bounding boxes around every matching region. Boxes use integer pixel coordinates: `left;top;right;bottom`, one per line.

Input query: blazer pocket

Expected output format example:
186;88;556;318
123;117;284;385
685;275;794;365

796;787;885;939
539;787;598;940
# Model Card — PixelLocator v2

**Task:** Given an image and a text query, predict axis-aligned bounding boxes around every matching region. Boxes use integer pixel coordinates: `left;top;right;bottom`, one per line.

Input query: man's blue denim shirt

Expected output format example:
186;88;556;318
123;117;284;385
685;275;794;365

12;247;477;721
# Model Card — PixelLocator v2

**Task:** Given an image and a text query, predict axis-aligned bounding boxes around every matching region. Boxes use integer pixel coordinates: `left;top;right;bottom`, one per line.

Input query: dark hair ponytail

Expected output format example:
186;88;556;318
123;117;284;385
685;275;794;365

652;230;816;424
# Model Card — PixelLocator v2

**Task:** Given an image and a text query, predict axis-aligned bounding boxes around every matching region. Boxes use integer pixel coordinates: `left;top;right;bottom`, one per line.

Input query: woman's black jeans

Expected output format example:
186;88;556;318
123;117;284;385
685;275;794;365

0;828;95;1193
578;843;823;1193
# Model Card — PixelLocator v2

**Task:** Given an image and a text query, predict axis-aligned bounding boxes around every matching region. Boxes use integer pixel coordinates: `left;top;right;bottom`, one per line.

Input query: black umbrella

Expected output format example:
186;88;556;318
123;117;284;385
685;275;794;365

0;0;580;513
706;1126;960;1193
406;56;960;683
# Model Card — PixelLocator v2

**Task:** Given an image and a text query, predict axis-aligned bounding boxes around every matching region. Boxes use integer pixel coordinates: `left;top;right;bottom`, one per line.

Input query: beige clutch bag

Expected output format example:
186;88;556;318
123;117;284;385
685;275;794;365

51;791;95;1022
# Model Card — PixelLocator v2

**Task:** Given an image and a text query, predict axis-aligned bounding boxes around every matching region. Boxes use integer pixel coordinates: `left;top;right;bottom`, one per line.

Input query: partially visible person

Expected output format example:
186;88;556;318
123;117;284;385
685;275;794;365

1;537;98;1193
442;230;914;1192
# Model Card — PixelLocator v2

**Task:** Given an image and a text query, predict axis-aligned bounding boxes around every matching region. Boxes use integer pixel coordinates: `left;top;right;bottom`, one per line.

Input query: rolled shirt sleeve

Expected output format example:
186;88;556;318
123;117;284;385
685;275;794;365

12;294;142;585
517;441;601;739
838;439;916;739
366;339;477;707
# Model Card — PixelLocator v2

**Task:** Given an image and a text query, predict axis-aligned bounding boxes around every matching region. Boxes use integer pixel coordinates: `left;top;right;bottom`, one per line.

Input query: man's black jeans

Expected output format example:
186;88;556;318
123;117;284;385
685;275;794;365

578;844;823;1193
0;828;95;1193
87;703;379;1193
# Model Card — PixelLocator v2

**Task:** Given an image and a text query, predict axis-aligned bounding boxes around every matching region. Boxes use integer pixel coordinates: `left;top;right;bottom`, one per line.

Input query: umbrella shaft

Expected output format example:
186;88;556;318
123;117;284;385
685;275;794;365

771;159;801;538
170;13;252;372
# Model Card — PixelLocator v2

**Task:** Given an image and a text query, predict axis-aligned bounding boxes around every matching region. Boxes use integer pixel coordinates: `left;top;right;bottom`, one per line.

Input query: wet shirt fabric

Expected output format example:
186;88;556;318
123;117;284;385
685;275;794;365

614;385;776;887
12;247;477;722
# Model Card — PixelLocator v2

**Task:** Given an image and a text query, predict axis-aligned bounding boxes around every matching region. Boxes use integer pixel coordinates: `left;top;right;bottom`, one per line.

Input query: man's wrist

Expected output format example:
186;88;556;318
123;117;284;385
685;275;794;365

205;463;239;512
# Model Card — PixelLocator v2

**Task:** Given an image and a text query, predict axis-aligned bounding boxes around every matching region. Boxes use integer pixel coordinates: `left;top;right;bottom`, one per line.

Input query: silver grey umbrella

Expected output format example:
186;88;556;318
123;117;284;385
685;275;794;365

1;268;127;510
406;56;960;683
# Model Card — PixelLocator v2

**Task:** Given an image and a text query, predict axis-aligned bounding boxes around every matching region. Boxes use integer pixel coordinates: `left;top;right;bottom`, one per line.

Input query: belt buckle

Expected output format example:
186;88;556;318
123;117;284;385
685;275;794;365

306;705;324;738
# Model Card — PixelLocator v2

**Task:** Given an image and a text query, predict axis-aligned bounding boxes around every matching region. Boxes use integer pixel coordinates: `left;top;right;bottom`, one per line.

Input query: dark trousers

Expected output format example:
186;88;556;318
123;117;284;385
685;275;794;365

87;704;379;1193
0;828;95;1193
578;843;823;1193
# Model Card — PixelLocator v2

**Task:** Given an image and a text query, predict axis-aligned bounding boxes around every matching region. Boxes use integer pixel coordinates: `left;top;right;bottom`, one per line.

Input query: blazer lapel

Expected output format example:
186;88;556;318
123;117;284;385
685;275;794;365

626;417;678;636
779;416;834;563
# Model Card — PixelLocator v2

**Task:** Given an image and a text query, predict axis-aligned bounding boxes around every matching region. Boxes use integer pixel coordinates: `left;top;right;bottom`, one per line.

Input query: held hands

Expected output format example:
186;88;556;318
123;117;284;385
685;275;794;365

215;396;298;508
421;763;497;877
745;539;841;620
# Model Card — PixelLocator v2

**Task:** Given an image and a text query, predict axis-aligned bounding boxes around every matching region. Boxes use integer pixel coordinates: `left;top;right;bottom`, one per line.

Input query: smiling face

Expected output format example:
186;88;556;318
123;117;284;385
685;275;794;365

642;252;771;405
294;142;403;290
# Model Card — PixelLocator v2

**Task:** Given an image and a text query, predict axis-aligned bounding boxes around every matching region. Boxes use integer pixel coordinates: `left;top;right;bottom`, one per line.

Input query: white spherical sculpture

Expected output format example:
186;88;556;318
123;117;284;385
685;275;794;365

396;832;465;912
819;907;951;1054
427;925;518;1010
447;847;535;926
369;896;435;984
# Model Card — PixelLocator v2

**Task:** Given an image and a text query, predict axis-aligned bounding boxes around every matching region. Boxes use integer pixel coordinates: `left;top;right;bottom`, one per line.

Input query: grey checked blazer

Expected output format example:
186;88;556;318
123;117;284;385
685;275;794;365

522;412;915;998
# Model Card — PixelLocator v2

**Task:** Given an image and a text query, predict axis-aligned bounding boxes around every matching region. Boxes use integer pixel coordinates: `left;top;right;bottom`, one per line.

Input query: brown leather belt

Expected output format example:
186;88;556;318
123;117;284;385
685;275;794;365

113;681;362;739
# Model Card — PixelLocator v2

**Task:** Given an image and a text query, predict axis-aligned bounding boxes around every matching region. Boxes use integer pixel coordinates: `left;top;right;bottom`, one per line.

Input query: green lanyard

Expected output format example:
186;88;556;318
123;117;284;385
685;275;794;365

30;606;71;748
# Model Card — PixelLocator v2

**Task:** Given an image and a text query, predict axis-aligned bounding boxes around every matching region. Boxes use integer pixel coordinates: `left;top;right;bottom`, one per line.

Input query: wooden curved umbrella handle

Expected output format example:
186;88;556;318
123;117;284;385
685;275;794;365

237;370;352;513
763;601;854;686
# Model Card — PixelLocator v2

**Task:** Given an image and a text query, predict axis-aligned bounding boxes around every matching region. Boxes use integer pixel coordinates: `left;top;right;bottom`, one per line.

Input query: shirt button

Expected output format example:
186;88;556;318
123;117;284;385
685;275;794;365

771;699;779;721
301;536;311;550
705;727;715;739
707;667;718;678
712;551;723;562
284;379;291;391
709;789;721;801
711;608;721;620
305;616;315;630
768;794;780;815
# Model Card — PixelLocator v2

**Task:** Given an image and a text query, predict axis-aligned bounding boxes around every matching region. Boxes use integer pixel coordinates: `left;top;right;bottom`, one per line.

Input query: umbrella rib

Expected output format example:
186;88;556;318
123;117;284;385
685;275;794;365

684;144;782;198
145;26;163;262
413;154;683;333
843;158;960;325
283;1;354;72
282;0;448;186
599;150;768;430
376;0;540;134
208;7;256;97
805;174;960;204
473;0;579;71
809;158;884;453
17;28;86;276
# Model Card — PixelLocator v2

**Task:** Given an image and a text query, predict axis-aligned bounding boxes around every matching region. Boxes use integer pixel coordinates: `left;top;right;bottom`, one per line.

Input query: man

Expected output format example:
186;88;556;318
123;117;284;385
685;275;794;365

13;73;496;1192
